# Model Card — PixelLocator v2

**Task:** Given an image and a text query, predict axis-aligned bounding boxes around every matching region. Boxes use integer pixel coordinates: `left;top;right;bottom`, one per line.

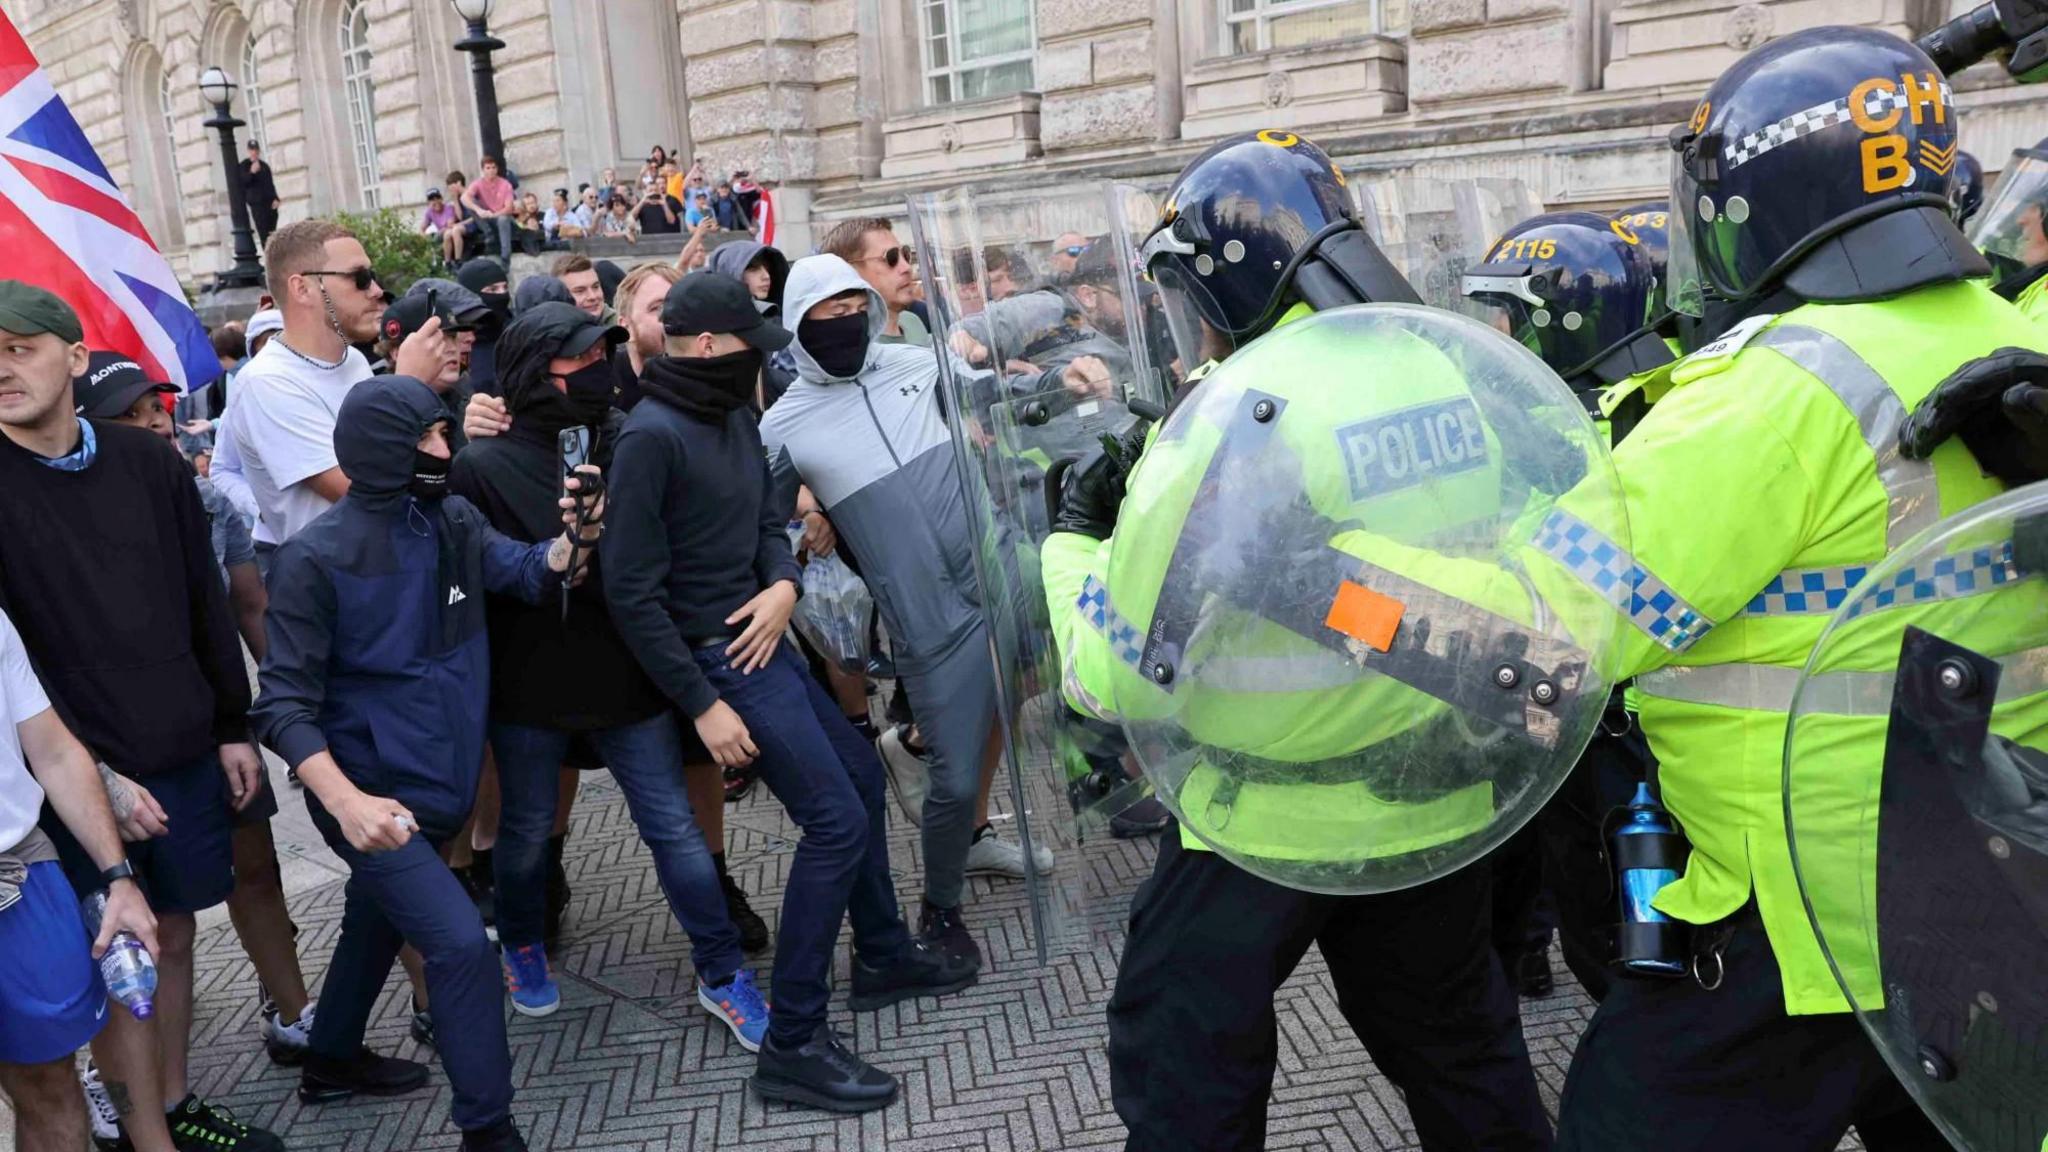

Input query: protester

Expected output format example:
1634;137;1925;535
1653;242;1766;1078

72;352;321;1077
820;218;927;345
243;142;280;244
1046;231;1089;281
513;276;573;316
611;262;682;410
0;281;280;1152
706;239;788;314
603;272;976;1111
457;261;512;396
205;308;282;532
764;256;1109;963
382;284;479;451
0;604;159;1152
450;301;772;1038
554;255;615;324
254;374;600;1152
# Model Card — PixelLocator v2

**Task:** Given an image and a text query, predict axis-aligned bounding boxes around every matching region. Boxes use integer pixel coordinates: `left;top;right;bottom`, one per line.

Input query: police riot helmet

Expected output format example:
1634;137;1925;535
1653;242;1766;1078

1950;149;1986;225
1608;202;1672;280
1460;211;1666;385
1667;26;1981;315
1967;143;2048;296
1139;131;1417;365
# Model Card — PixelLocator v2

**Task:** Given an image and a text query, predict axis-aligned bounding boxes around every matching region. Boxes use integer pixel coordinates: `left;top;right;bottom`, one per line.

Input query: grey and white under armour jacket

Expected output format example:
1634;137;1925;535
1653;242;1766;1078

763;256;989;676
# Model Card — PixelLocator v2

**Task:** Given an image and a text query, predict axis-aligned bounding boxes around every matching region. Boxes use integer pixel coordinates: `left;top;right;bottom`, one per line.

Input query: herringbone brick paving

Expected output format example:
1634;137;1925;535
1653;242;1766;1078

5;753;1607;1151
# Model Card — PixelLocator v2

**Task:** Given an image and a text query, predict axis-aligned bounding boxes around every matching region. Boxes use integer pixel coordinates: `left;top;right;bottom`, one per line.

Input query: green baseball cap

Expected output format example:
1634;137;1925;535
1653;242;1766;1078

0;281;83;344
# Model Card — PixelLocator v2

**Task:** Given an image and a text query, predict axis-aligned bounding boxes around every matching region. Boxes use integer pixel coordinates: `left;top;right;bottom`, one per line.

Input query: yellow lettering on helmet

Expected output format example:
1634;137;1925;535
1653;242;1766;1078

1861;134;1913;193
1901;71;1945;126
1256;130;1300;148
1848;76;1901;134
1609;217;1641;245
1688;102;1711;134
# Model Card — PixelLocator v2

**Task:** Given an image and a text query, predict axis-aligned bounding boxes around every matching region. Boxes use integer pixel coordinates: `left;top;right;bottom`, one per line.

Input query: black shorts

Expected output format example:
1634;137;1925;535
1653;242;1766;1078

44;753;236;915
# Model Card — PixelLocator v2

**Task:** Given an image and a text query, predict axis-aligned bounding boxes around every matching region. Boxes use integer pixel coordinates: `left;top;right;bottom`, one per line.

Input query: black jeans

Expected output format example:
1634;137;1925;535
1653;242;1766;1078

1108;830;1552;1152
1555;911;1946;1152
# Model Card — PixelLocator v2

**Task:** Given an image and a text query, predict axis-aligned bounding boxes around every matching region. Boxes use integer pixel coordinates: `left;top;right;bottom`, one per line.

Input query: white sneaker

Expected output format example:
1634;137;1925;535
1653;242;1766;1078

262;999;316;1065
964;825;1055;878
80;1061;120;1141
877;726;928;826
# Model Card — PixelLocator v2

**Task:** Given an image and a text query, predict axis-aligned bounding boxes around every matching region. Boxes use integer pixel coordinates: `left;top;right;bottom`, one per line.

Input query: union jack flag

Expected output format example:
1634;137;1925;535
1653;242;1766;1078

0;11;214;392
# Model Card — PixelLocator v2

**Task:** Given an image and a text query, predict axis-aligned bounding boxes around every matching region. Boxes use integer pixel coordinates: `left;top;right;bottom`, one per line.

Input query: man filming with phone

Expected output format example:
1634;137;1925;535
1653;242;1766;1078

446;301;772;1045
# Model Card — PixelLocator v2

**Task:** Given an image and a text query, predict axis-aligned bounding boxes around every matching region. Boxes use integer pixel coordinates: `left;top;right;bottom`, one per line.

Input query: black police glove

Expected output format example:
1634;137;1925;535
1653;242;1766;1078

1901;347;2048;485
1052;424;1149;540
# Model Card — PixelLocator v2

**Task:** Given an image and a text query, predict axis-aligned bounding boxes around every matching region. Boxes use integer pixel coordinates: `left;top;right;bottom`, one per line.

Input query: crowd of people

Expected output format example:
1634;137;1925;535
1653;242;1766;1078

5;19;2048;1152
421;152;775;266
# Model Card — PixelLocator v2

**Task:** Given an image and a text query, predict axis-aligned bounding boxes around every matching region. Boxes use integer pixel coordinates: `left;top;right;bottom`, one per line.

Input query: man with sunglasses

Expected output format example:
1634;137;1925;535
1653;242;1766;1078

820;218;930;347
1047;232;1090;282
220;221;454;572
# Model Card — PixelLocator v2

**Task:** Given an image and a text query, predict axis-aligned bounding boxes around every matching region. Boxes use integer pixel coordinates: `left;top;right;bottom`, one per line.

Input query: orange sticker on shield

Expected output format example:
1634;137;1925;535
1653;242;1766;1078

1325;580;1403;653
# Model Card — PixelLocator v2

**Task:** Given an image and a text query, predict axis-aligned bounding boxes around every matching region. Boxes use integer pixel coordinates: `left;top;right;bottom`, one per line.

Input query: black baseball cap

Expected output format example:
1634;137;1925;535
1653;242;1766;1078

559;307;629;358
0;281;83;343
380;293;467;345
660;272;792;351
73;350;174;419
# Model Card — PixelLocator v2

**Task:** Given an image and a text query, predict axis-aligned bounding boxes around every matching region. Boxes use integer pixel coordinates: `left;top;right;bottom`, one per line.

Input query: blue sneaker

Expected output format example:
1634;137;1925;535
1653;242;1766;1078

698;969;770;1053
502;943;560;1018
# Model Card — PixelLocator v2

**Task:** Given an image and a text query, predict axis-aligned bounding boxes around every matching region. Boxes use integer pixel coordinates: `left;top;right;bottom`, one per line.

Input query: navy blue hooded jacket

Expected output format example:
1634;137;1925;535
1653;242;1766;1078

253;377;561;825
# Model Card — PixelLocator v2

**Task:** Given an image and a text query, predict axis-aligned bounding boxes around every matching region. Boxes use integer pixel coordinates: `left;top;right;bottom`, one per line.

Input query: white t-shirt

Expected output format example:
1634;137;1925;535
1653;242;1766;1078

0;608;54;855
227;338;372;545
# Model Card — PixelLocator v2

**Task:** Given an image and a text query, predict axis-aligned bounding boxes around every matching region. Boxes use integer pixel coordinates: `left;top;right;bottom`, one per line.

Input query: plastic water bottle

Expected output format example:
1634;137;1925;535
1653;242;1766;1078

81;889;157;1019
1610;783;1689;977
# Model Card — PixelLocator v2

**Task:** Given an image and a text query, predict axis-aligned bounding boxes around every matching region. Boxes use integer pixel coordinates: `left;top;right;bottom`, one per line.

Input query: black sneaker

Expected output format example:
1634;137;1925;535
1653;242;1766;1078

918;900;983;969
165;1095;284;1151
1110;794;1171;839
1514;949;1556;999
752;1028;899;1113
848;936;979;1011
719;865;771;954
299;1047;431;1104
460;1118;530;1151
411;1007;436;1049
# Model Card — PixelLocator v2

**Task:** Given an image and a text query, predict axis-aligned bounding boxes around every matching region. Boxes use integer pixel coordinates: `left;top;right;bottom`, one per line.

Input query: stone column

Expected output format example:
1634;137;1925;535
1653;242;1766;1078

678;0;828;249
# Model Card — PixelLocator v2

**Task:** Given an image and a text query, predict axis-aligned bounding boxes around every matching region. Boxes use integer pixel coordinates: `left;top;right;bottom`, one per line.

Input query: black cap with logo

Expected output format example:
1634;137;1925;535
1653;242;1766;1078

660;272;792;351
73;350;175;419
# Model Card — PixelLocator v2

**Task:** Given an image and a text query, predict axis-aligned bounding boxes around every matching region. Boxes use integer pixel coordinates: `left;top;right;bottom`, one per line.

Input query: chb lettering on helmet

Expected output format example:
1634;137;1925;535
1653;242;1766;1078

1336;397;1489;501
1849;71;1952;194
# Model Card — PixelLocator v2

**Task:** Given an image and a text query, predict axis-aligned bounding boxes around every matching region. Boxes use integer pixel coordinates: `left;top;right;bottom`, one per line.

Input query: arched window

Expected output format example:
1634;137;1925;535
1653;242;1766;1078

158;68;179;175
242;33;268;150
339;0;381;207
125;45;185;247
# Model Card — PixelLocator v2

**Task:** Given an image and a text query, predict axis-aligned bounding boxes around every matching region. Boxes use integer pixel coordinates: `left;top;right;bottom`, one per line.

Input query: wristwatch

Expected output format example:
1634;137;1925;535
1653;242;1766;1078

99;860;137;887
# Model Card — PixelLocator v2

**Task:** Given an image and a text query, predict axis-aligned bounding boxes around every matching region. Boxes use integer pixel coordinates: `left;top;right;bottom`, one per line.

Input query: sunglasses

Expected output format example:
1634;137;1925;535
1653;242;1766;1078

859;245;916;269
1061;245;1088;257
305;267;379;292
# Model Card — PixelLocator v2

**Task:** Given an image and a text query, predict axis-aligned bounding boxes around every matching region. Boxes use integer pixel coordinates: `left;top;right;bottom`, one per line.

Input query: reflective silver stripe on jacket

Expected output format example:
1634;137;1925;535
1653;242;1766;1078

1636;644;2048;715
1753;324;1941;552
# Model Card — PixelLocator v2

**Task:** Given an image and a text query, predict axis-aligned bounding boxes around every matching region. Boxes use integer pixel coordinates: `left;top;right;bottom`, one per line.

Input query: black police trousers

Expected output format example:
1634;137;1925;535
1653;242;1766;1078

1107;830;1552;1152
1530;702;1658;1002
1555;909;1946;1152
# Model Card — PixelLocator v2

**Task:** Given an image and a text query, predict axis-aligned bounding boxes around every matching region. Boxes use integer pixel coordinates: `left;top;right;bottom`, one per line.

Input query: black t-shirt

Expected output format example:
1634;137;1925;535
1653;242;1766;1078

611;347;645;412
638;196;683;235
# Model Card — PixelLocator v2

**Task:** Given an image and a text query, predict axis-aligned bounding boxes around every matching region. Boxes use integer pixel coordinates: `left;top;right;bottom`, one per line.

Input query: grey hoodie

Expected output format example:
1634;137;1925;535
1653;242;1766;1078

762;256;984;673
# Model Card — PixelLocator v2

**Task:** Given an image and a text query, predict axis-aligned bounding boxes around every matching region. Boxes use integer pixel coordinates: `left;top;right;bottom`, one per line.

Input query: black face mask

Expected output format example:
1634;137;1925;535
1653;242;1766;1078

483;292;512;321
559;360;616;424
639;348;762;421
410;449;451;502
799;312;871;378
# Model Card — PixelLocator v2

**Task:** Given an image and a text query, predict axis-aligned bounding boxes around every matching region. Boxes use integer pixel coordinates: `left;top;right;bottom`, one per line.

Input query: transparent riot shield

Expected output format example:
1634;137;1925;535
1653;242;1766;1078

1787;485;2048;1152
1352;176;1543;314
1093;303;1630;895
1969;148;2048;296
905;182;1170;958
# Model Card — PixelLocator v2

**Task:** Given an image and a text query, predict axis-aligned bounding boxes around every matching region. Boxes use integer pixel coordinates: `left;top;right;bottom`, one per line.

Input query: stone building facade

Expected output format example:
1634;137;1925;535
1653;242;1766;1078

7;0;2046;287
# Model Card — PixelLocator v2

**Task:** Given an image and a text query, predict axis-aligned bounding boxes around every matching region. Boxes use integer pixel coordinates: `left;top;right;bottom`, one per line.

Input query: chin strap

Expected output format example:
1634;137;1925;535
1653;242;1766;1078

1290;228;1423;313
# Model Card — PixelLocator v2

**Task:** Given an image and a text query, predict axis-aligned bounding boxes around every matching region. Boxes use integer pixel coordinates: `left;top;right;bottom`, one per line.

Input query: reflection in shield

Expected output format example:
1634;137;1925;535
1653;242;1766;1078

1350;175;1543;316
1786;484;2048;1152
905;182;1172;959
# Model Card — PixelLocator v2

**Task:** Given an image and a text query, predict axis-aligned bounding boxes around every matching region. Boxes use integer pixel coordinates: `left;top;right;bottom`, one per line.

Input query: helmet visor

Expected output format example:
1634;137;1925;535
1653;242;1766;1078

1665;146;1707;317
1147;259;1237;373
1968;149;2048;282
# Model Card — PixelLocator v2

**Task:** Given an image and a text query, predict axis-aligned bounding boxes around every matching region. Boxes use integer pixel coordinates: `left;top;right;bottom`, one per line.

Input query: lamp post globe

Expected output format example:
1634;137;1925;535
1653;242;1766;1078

198;67;264;290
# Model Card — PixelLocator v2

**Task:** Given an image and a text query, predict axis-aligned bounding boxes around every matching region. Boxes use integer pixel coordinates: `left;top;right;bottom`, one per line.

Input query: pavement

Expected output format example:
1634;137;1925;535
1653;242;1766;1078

3;746;1610;1151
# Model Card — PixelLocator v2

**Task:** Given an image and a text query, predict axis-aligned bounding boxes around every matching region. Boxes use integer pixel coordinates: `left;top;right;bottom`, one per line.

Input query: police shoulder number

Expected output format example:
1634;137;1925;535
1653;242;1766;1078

1678;313;1778;371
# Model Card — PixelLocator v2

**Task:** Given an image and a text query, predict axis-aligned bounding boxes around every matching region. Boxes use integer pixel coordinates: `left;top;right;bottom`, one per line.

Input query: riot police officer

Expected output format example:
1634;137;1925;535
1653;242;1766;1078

1042;131;1557;1152
1462;211;1675;1000
1545;26;2045;1149
1968;140;2048;323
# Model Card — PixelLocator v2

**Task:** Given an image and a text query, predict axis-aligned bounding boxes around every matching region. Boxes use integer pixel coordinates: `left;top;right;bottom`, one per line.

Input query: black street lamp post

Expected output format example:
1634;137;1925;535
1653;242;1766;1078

198;66;264;290
451;0;507;168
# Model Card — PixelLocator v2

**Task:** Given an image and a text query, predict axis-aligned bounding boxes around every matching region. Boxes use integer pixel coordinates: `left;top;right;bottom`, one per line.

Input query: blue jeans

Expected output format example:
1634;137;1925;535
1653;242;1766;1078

302;800;510;1133
693;644;911;1046
490;712;744;984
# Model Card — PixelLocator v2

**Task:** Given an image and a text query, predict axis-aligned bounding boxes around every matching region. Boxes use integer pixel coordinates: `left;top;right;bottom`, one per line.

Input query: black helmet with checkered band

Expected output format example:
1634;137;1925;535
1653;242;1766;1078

1667;26;1981;316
